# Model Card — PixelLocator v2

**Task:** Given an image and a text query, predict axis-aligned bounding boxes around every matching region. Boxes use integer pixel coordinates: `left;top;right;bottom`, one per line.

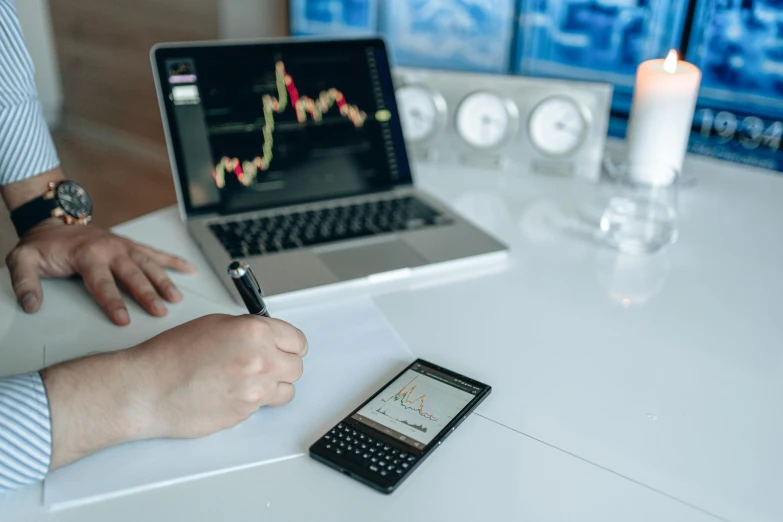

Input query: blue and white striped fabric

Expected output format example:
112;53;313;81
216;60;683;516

0;0;56;493
0;0;60;186
0;373;51;493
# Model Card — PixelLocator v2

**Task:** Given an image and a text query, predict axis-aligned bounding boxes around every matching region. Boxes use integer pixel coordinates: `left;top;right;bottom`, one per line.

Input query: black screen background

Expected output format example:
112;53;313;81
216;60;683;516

155;39;411;215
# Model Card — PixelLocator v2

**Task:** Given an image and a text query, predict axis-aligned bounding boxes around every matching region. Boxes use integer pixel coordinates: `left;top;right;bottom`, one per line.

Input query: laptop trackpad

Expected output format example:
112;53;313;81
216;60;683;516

317;240;427;280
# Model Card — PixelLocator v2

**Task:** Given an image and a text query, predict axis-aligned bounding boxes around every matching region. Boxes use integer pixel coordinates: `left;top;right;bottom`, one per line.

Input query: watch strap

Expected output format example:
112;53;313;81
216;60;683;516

9;196;58;237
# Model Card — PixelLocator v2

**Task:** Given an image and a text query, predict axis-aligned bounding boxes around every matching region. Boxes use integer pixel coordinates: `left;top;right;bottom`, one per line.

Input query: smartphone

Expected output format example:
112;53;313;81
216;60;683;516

309;359;491;494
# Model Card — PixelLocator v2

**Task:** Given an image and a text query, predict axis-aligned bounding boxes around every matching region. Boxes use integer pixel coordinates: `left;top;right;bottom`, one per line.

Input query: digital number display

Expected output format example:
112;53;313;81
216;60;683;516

689;108;783;171
698;109;782;152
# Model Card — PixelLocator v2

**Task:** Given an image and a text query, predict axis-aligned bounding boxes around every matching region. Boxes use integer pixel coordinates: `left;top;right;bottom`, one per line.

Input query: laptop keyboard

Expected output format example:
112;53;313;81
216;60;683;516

209;195;451;259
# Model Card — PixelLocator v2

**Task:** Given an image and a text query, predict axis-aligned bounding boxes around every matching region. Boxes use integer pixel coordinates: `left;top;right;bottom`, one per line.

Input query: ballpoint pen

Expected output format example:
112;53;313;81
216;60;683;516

227;261;270;317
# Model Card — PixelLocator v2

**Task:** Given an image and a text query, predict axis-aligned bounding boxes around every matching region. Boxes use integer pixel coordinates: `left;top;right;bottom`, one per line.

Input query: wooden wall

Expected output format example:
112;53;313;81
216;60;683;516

49;0;221;147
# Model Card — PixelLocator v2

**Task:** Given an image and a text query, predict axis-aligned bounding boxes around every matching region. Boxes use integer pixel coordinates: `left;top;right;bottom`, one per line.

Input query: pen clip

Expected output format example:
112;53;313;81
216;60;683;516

247;267;264;297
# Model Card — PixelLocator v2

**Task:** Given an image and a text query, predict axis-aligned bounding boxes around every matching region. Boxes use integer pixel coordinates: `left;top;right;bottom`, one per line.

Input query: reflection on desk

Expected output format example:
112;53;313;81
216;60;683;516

593;249;670;308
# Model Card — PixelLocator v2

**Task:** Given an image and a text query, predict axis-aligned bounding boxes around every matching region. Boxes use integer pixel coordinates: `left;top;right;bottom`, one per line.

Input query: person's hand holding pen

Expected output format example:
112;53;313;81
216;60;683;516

39;263;307;470
132;312;307;439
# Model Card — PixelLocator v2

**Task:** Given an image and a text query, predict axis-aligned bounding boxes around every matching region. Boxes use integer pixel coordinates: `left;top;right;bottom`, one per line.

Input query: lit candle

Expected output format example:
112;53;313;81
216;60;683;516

625;50;701;185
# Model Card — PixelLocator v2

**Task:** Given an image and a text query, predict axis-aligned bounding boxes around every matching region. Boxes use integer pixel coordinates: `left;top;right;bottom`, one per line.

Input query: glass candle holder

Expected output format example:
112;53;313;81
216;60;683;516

598;171;678;255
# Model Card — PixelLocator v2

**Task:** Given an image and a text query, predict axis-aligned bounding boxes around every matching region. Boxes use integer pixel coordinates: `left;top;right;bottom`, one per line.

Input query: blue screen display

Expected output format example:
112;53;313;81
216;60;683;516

379;0;516;72
290;0;379;36
687;0;783;119
514;0;690;117
685;0;783;171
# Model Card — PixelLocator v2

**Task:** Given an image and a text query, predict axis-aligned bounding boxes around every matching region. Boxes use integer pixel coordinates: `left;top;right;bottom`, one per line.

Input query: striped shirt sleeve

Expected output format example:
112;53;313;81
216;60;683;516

0;0;60;186
0;373;52;493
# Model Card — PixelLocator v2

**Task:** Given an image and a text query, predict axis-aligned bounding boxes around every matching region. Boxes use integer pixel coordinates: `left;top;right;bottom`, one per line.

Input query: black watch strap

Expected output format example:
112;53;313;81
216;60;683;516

9;196;58;237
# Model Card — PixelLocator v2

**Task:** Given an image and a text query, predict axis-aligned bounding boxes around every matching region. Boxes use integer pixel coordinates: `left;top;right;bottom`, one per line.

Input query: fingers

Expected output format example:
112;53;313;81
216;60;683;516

134;243;196;274
130;250;183;303
112;256;168;317
6;246;43;313
274;351;304;384
80;264;130;325
266;382;296;408
232;316;305;409
266;319;309;357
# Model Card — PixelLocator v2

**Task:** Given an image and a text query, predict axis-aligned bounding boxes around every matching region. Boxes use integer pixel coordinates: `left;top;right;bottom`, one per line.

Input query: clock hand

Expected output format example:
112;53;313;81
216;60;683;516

560;110;575;124
555;120;581;136
482;117;501;129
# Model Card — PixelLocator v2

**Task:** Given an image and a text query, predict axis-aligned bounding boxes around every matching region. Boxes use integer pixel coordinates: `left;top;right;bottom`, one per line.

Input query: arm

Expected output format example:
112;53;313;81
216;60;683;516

0;314;307;492
0;0;195;325
1;167;64;213
0;1;60;197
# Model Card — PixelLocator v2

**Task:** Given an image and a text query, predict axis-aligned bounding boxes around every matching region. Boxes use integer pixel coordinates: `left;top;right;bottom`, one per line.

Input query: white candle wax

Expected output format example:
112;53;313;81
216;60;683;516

625;51;701;185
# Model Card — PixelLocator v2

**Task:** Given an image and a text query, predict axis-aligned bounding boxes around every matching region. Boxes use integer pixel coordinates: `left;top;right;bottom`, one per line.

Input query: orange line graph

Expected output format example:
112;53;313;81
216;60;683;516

382;377;439;421
213;60;367;188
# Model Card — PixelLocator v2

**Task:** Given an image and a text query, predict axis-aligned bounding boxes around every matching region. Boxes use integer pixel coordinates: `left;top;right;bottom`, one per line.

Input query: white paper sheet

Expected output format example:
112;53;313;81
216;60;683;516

41;283;242;367
43;296;412;510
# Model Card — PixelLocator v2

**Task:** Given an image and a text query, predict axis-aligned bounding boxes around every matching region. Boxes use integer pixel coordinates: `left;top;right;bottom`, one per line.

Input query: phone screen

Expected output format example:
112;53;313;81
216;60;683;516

351;362;483;450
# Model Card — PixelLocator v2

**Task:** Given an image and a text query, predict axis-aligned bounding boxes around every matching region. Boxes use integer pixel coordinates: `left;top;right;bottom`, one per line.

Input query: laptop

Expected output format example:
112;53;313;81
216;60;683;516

151;37;506;298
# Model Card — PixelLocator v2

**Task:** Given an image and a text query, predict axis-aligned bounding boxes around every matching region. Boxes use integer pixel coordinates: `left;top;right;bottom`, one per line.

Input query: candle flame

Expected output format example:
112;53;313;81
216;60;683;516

663;49;678;74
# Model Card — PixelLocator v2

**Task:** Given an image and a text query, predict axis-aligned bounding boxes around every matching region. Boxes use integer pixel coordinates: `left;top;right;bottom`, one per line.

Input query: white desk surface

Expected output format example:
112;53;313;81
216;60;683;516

1;150;781;522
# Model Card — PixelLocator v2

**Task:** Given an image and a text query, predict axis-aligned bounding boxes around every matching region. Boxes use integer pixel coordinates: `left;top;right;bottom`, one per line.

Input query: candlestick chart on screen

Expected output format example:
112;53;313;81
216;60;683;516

210;58;389;190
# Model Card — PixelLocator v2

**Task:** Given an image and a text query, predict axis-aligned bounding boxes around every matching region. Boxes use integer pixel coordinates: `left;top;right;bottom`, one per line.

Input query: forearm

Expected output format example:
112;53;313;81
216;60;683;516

41;347;155;470
0;349;154;493
0;166;65;212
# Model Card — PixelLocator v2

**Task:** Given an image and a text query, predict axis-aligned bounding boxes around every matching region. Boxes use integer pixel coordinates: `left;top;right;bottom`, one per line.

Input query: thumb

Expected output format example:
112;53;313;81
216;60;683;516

6;246;44;313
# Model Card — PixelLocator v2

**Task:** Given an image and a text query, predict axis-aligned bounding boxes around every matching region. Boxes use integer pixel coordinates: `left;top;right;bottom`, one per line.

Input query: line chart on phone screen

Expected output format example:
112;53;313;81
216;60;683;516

355;369;475;445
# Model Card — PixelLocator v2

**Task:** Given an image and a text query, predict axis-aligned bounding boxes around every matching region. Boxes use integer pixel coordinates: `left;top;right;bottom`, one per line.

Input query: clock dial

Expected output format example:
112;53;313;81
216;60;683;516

529;96;587;156
455;91;516;149
396;85;444;142
56;181;93;219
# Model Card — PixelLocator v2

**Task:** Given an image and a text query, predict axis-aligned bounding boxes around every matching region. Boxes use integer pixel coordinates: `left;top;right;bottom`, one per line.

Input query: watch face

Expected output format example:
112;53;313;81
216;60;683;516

56;181;93;219
396;85;445;143
529;96;587;156
455;91;516;149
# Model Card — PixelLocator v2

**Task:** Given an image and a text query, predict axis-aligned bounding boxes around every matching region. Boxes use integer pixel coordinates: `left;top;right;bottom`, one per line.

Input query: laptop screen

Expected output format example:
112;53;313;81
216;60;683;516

153;38;412;216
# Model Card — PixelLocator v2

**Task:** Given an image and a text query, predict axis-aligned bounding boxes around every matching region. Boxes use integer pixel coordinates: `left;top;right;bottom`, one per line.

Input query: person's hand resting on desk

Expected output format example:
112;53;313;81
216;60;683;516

3;167;196;325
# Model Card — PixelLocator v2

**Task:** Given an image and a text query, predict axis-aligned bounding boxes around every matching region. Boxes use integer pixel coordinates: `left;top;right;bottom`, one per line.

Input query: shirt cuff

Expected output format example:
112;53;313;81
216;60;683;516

0;372;53;493
0;96;60;186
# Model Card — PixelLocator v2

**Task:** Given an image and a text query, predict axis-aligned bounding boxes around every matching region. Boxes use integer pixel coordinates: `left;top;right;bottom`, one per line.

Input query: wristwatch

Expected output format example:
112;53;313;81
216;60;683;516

10;180;93;237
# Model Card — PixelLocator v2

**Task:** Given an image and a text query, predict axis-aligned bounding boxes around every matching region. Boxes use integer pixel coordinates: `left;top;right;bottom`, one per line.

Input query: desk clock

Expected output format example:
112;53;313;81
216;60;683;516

393;67;612;181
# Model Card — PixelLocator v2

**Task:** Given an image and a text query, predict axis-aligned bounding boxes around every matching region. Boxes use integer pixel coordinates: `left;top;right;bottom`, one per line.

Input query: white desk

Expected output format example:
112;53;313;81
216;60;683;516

1;151;780;522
